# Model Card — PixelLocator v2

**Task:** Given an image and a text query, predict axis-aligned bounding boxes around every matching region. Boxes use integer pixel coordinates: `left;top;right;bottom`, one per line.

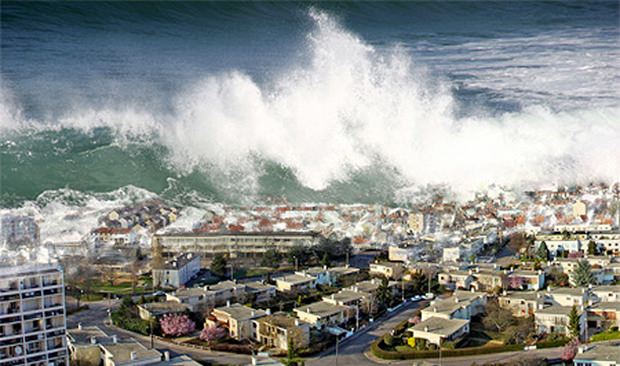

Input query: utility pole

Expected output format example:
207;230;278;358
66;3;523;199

335;336;339;366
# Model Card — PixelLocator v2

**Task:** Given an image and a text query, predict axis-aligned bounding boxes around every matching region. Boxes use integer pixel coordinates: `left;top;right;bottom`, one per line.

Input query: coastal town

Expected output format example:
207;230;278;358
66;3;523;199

1;183;620;366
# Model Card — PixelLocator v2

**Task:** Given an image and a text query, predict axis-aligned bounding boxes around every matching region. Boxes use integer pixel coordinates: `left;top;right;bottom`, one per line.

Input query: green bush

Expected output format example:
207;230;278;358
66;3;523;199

370;338;525;360
383;334;394;347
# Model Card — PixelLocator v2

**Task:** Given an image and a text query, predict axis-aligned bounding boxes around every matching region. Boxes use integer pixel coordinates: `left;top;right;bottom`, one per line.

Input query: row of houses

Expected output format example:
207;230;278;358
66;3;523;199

498;285;620;339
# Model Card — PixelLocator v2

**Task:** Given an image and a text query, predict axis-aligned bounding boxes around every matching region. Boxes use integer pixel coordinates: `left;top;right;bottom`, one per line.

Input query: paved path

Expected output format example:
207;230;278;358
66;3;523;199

307;301;426;366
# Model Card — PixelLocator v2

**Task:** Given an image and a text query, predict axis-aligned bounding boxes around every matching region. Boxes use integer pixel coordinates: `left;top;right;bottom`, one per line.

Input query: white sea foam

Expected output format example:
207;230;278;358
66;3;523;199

1;10;619;197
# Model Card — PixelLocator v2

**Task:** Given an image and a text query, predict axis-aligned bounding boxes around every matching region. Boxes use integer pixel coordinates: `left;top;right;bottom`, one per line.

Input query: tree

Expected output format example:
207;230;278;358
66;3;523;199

547;267;569;287
561;338;580;361
568;305;581;339
320;253;330;267
285;338;300;366
383;333;394;346
261;249;282;269
571;260;595;287
200;325;226;343
588;240;598;255
536;241;550;261
211;254;227;277
160;314;196;337
376;277;393;310
287;244;310;268
483;299;515;333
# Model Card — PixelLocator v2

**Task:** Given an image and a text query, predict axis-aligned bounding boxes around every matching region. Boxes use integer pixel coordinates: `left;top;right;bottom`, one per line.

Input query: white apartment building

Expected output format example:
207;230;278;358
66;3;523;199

152;253;201;288
0;263;68;366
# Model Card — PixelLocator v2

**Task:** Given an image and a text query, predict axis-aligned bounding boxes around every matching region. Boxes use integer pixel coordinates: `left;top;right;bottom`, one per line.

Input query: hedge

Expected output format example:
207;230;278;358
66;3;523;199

590;330;620;342
371;338;529;360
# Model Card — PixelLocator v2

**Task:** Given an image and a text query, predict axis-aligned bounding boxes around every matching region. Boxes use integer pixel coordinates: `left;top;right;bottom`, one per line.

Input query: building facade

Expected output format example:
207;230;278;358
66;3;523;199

0;263;67;366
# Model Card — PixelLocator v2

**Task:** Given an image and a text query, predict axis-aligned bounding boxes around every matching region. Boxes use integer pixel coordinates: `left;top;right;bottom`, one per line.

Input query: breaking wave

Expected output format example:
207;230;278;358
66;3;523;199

1;9;619;206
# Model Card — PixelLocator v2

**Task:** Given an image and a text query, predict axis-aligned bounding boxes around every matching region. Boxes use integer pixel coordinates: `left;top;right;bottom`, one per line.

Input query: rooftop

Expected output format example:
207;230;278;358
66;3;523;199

411;317;470;337
100;340;161;364
213;303;266;320
257;313;304;329
574;344;620;363
157;231;318;238
323;290;366;303
66;326;111;345
536;305;581;316
153;253;199;270
139;301;189;315
592;285;620;293
499;291;542;302
591;302;620;312
152;355;202;366
274;274;315;285
295;301;349;318
546;287;587;296
209;280;245;292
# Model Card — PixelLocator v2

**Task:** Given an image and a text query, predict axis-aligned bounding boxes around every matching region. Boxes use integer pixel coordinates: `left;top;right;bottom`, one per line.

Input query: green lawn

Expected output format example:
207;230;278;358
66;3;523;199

591;330;620;342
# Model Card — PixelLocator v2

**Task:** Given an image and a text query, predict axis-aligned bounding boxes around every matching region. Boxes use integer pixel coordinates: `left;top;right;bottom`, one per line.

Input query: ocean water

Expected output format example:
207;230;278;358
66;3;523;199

1;1;619;213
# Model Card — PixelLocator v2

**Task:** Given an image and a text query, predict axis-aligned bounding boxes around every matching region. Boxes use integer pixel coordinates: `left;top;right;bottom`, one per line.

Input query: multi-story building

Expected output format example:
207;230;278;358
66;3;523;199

207;303;266;341
152;253;201;288
0;215;39;248
153;231;319;260
498;291;544;317
254;313;310;352
369;262;405;280
0;263;67;366
591;285;620;303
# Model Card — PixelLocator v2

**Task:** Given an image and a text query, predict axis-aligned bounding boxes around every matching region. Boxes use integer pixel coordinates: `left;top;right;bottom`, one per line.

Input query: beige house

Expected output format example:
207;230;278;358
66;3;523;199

438;270;473;290
245;281;277;303
509;269;545;290
546;287;590;307
273;274;316;293
410;317;470;346
207;280;247;306
208;303;266;340
165;287;213;312
293;301;350;328
498;291;544;317
535;304;586;338
591;285;620;303
421;290;487;321
369;262;405;280
254;313;311;351
346;278;399;297
588;302;620;328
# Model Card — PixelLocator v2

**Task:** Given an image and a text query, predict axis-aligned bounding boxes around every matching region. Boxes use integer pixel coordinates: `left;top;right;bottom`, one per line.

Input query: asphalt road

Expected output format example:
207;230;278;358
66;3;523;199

66;297;251;365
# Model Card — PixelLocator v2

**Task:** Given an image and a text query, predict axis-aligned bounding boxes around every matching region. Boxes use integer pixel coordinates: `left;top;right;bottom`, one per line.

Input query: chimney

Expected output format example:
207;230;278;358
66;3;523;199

251;310;256;317
90;336;97;345
164;351;170;361
265;308;271;315
538;303;544;310
424;326;429;332
538;269;543;275
331;294;335;300
130;351;137;361
454;297;460;303
112;335;117;344
226;300;231;307
251;356;257;366
323;265;327;270
77;323;82;330
294;319;300;326
502;290;507;296
547;286;551;292
471;287;475;293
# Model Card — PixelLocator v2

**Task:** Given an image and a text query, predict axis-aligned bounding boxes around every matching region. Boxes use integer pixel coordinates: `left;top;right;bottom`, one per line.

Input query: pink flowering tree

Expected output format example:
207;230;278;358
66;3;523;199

160;314;196;337
200;325;226;343
561;338;580;361
509;276;524;290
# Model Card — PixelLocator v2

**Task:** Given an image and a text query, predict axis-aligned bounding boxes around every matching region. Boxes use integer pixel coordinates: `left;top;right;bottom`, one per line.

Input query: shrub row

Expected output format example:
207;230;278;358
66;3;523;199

371;338;525;360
